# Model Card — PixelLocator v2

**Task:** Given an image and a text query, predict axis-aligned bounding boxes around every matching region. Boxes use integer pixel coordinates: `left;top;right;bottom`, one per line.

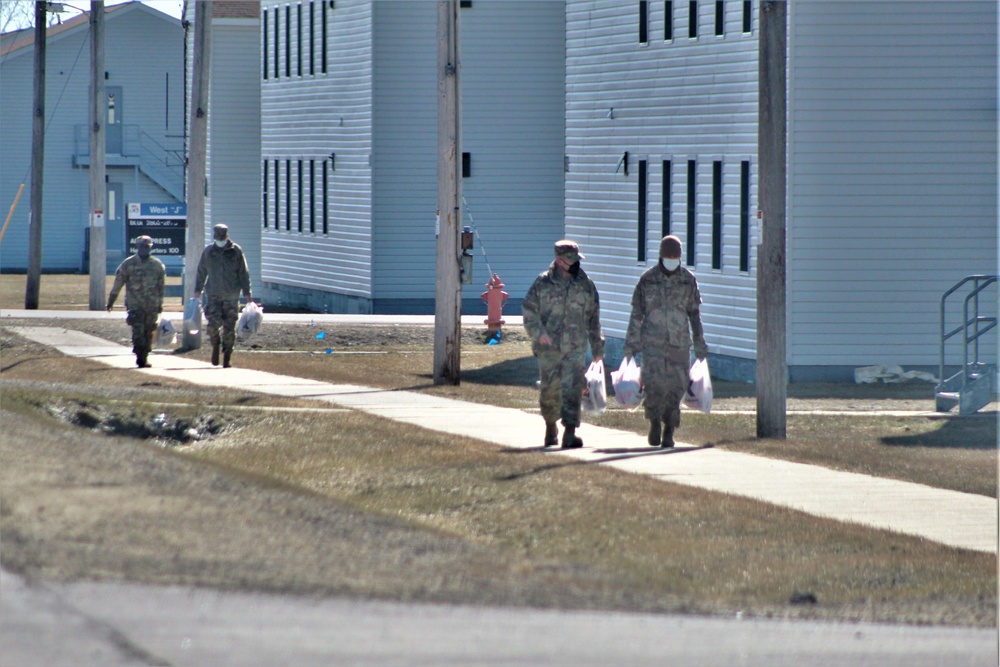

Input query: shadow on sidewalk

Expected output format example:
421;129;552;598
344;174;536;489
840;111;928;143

496;445;714;481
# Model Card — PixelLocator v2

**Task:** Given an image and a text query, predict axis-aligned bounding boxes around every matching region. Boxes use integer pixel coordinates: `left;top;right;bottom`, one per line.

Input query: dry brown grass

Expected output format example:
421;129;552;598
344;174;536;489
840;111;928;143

0;272;184;311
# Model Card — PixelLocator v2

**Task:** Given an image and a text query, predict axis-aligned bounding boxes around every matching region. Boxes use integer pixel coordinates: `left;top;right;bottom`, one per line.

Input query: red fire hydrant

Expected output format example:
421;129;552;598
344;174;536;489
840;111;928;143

481;273;508;336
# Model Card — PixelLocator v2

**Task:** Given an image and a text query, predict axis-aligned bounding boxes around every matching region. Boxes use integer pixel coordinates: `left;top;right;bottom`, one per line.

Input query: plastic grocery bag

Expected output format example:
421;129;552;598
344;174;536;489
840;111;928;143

154;317;177;348
611;357;643;408
684;358;713;414
237;301;264;340
582;359;607;415
183;297;202;335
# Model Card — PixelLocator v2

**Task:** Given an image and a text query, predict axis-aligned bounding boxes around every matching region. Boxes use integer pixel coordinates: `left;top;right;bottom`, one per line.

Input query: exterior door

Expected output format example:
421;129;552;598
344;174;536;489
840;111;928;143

106;182;125;267
106;86;123;154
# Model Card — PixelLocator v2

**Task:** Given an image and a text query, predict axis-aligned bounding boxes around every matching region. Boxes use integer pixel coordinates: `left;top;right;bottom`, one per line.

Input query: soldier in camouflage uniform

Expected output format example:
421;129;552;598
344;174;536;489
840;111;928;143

523;240;605;449
623;235;708;448
194;224;253;368
106;235;166;368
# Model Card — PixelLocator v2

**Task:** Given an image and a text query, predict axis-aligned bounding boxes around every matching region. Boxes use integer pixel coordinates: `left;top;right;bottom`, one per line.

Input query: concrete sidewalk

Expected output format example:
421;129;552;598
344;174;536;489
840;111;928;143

7;325;997;554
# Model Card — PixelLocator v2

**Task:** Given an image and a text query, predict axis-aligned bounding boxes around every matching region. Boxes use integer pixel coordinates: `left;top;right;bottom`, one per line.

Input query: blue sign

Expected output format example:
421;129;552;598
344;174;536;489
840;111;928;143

127;202;187;256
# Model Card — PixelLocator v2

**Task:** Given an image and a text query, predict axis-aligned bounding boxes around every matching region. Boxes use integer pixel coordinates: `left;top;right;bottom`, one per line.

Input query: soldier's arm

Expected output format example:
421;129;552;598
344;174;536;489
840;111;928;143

194;248;209;295
106;266;127;310
622;281;644;358
521;281;546;343
688;282;708;359
588;287;605;360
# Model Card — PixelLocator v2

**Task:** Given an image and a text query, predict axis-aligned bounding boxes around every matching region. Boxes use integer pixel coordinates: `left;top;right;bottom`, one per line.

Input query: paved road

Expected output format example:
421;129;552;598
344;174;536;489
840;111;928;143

3;569;996;667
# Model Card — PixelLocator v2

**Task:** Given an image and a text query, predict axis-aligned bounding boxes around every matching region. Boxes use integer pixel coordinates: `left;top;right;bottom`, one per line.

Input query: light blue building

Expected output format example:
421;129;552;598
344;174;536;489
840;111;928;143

565;0;997;381
1;2;185;273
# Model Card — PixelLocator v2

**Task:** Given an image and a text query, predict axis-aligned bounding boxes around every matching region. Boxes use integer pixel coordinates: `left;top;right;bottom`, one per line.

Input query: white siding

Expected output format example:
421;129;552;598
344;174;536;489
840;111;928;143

788;0;998;368
565;0;759;359
260;0;374;298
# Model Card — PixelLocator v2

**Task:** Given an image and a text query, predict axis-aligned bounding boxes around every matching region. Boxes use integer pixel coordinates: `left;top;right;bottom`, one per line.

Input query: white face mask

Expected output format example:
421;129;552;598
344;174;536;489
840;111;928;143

661;258;681;271
214;239;227;248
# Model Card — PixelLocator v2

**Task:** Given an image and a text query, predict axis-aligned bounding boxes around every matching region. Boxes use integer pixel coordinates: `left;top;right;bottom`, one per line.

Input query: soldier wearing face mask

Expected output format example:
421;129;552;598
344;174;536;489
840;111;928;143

194;224;253;367
107;235;166;368
622;235;708;448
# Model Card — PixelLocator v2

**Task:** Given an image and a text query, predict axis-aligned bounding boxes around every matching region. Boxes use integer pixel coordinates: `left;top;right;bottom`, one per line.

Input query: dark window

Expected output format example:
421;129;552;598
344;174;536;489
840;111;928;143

686;159;696;266
262;161;269;226
297;160;304;232
715;0;724;36
639;1;649;44
664;0;673;40
712;160;722;269
689;0;698;38
274;8;280;79
273;160;280;229
460;0;472;7
309;1;315;76
263;10;269;80
740;160;750;272
309;160;316;233
321;0;328;73
285;6;291;77
296;3;302;76
742;0;752;33
462;152;471;178
322;159;329;234
662;159;671;237
638;160;648;262
285;159;292;230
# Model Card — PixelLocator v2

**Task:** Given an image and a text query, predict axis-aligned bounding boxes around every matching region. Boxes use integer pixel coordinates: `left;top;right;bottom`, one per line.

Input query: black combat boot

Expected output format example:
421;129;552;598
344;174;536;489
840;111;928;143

647;419;661;447
211;342;220;366
561;426;583;449
136;349;151;368
223;349;232;368
661;423;675;449
543;421;558;447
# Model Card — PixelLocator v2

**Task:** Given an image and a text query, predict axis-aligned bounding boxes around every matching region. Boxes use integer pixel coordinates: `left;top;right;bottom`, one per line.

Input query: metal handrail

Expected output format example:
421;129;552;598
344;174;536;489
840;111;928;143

939;275;998;393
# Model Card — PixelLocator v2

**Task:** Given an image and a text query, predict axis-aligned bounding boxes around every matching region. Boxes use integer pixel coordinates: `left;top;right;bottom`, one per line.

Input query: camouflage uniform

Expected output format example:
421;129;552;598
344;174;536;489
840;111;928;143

523;243;605;446
623;260;707;443
107;238;166;368
195;227;252;367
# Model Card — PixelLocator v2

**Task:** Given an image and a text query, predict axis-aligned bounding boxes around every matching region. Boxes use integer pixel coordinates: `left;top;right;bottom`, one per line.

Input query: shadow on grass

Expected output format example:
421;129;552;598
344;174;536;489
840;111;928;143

496;445;714;481
460;356;538;387
714;380;937;401
880;416;997;450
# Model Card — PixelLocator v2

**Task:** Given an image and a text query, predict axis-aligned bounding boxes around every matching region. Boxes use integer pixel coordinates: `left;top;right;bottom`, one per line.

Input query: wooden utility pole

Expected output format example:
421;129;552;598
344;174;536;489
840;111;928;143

88;1;107;310
756;0;787;438
24;0;46;309
433;0;462;385
182;0;211;347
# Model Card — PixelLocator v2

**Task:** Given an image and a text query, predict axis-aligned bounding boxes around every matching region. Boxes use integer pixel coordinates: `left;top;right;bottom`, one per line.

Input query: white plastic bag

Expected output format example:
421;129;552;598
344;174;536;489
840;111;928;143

582;359;607;415
684;358;713;414
611;357;643;408
154;317;177;348
182;297;203;349
237;301;264;340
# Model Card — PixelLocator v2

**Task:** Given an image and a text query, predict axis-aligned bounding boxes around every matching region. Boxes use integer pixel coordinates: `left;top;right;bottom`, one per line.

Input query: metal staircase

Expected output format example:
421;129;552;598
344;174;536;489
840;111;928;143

936;275;998;414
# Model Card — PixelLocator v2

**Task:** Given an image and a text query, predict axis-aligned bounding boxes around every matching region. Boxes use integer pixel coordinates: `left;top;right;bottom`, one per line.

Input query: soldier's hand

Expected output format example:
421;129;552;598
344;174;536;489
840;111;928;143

538;333;553;347
106;303;112;312
694;342;709;361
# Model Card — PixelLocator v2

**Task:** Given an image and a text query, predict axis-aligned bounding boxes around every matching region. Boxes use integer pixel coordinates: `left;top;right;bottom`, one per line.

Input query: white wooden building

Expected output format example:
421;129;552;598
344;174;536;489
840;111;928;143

566;0;997;381
258;0;567;314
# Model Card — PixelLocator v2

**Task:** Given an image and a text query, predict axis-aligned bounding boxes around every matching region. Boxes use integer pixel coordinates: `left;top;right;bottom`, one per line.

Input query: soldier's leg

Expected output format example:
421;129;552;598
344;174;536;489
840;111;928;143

204;298;223;365
559;353;587;448
128;311;149;367
660;347;691;447
537;351;562;446
220;300;239;367
138;311;158;367
640;349;668;445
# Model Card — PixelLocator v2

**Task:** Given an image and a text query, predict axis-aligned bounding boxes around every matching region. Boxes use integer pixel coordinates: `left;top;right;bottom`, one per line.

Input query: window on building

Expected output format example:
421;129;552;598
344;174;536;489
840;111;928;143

687;159;696;265
662;159;671;236
309;160;316;233
297;160;304;232
297;3;303;76
740;160;750;272
462;152;471;178
742;0;752;33
273;160;280;229
309;1;315;76
263;11;269;80
322;159;329;234
712;160;722;269
689;0;698;38
274;8;281;79
664;0;673;40
638;159;648;262
715;0;724;36
639;0;649;44
285;6;291;77
285;159;292;230
263;161;269;226
321;0;328;73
